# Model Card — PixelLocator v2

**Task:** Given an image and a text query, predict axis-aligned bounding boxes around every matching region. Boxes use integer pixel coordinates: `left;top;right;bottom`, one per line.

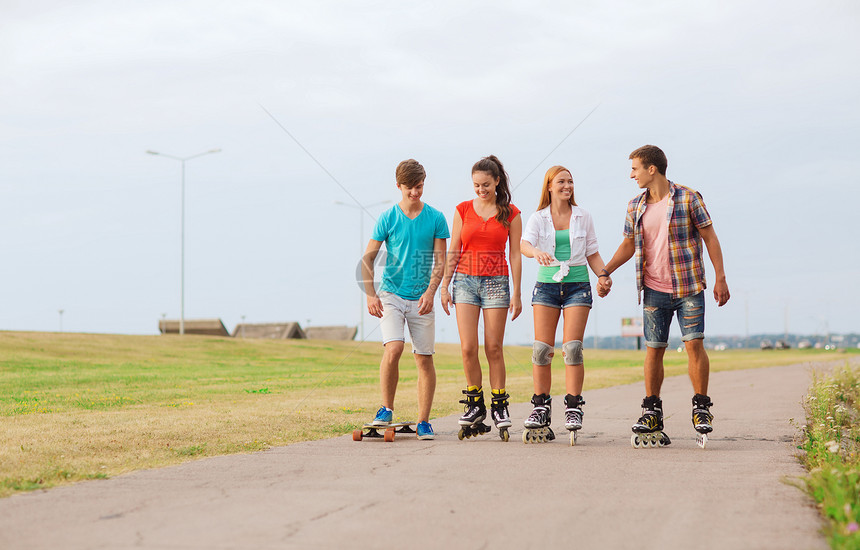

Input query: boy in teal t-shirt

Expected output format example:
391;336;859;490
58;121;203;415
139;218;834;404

361;159;449;439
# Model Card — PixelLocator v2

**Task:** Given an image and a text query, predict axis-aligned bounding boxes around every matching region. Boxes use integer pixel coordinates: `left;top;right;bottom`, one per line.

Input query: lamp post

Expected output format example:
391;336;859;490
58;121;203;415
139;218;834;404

334;199;391;341
147;148;221;335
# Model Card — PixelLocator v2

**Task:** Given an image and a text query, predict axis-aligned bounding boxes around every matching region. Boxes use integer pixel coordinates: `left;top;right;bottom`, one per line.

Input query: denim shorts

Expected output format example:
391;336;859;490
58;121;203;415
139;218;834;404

643;287;705;348
531;282;592;309
452;273;510;309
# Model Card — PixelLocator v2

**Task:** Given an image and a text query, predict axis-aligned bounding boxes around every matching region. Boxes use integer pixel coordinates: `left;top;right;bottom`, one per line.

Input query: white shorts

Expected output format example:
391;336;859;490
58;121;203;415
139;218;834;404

379;291;436;355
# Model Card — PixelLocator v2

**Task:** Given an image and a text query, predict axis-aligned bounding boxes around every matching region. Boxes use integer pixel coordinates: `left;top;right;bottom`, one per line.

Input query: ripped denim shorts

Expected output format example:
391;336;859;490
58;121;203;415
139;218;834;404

643;287;705;348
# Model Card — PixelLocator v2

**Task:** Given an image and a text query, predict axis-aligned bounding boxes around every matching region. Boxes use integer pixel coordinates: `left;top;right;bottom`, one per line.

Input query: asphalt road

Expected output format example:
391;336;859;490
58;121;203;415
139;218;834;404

2;359;850;550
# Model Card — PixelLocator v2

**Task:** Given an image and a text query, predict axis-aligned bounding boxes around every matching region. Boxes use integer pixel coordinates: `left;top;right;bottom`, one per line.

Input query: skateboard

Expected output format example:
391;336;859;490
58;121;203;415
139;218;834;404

352;422;416;442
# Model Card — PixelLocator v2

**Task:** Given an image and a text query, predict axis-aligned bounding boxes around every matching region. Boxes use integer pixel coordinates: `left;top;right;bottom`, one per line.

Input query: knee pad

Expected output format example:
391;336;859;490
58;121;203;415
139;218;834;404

532;341;554;366
562;340;583;365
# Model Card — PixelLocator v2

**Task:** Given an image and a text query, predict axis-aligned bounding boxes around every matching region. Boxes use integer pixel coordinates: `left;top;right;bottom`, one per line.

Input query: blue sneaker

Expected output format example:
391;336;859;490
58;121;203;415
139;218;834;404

416;421;435;440
372;406;393;426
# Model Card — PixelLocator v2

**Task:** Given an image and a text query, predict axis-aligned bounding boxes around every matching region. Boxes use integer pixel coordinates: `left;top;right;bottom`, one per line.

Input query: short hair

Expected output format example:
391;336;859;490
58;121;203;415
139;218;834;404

395;159;426;188
629;145;668;176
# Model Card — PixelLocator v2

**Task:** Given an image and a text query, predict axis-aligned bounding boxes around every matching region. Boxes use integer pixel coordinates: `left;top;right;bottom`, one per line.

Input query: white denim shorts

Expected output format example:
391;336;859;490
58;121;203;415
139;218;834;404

379;291;436;355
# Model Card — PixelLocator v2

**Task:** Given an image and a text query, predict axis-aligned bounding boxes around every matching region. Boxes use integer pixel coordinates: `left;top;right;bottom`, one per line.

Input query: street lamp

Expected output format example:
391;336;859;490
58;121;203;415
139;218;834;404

334;199;391;341
147;148;221;335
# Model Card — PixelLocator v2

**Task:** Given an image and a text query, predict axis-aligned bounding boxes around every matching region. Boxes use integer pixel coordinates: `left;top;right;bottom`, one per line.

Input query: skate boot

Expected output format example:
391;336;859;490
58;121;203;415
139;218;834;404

692;394;714;449
490;390;512;442
631;395;671;449
457;387;491;440
522;394;555;443
563;394;585;446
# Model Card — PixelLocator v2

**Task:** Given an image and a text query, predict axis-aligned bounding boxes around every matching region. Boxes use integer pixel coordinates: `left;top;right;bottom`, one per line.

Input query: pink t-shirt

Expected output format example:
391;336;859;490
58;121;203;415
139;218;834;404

641;194;673;293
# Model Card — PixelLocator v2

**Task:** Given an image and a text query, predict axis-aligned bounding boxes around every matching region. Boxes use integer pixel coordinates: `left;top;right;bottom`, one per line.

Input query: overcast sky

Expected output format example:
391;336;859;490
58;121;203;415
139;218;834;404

1;1;857;345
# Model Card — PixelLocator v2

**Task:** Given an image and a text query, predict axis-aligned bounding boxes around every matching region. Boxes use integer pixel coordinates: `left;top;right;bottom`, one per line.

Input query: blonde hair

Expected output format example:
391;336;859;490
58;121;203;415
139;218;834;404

537;166;576;210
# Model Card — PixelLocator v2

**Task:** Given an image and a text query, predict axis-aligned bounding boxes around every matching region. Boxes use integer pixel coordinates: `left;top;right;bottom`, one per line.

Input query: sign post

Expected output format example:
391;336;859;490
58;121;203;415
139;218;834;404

621;317;645;350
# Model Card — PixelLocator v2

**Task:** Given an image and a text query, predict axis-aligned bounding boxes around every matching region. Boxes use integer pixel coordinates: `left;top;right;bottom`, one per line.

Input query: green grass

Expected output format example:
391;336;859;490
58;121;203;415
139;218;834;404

0;330;854;498
797;363;860;549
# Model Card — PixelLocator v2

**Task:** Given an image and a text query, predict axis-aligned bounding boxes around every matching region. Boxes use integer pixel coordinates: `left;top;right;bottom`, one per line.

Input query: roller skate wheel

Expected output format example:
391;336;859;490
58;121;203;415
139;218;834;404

631;434;640;448
697;433;708;449
500;428;509;442
352;429;363;442
522;430;530;444
383;428;396;442
457;428;465;440
570;431;577;446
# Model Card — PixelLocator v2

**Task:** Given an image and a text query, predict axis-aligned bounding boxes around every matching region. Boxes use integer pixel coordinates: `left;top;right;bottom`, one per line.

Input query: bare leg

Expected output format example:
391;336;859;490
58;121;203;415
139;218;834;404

380;341;404;408
482;307;509;390
644;346;666;396
685;338;709;395
562;306;589;395
532;305;560;394
454;303;482;388
414;353;436;423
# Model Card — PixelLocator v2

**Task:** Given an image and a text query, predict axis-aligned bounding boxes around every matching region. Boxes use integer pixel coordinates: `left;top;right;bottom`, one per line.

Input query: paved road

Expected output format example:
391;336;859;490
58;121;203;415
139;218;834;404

2;360;848;550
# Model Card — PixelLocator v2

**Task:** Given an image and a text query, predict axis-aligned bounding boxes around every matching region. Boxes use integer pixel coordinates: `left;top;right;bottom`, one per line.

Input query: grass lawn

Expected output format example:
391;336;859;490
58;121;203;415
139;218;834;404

1;330;854;497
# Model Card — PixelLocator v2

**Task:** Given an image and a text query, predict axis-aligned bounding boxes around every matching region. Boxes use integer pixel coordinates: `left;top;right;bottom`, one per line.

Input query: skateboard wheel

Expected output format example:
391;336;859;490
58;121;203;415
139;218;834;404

353;429;363;442
383;428;395;442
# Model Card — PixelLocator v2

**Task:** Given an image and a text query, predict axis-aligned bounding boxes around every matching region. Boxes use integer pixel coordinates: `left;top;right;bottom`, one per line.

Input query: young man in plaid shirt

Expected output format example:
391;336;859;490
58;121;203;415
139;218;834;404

600;145;730;448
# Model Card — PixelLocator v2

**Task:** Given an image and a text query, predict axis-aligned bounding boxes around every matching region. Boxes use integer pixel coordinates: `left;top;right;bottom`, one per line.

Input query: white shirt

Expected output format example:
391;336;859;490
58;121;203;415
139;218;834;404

522;205;599;280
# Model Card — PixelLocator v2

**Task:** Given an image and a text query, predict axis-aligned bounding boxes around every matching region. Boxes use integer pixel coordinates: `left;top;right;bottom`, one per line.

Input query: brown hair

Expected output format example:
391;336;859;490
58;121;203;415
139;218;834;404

537;165;576;210
629;145;667;175
472;155;512;228
395;159;426;188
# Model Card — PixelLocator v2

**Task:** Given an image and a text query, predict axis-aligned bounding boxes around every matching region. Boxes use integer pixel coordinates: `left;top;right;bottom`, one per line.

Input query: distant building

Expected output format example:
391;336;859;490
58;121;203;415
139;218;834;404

159;319;230;337
231;322;306;339
305;325;357;341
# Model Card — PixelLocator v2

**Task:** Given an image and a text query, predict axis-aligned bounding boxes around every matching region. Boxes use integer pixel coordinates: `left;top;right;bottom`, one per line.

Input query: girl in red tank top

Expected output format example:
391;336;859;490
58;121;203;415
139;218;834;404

440;155;522;441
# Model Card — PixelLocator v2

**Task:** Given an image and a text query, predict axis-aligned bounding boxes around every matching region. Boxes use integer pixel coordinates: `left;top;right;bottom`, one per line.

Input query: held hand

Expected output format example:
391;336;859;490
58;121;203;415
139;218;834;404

534;250;554;266
597;276;612;297
597;280;607;297
714;279;730;307
440;287;453;316
509;295;522;321
417;290;434;315
367;295;383;318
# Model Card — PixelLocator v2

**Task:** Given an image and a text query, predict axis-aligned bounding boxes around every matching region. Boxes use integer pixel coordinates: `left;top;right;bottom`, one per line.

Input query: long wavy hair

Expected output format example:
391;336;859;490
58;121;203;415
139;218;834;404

537;165;576;210
472;155;512;228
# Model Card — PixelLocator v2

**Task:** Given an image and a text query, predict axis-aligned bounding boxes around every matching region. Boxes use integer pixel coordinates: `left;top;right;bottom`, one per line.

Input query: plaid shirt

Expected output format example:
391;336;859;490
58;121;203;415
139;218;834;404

623;182;712;301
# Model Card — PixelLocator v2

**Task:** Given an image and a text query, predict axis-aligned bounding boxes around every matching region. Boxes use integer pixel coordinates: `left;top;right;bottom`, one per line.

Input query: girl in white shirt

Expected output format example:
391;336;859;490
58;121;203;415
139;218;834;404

520;166;611;443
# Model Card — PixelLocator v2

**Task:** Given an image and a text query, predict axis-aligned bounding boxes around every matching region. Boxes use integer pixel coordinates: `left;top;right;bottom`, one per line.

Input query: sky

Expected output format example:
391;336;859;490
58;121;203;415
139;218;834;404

1;0;857;346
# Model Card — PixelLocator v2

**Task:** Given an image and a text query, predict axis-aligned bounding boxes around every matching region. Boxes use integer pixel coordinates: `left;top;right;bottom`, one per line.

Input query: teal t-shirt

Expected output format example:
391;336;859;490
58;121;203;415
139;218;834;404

537;229;589;283
372;203;450;300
